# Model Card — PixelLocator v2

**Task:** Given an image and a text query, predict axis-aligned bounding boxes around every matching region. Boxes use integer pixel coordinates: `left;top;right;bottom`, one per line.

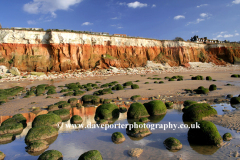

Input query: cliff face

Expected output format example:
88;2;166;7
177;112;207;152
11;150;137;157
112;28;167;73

0;29;239;72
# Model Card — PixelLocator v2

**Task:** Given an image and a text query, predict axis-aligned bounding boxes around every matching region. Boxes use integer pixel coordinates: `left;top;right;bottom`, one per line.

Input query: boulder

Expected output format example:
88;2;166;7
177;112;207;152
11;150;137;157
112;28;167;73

230;97;240;104
48;105;59;112
25;126;58;143
183;103;217;121
0;151;6;160
165;102;173;109
139;117;150;123
128;148;143;157
10;67;20;76
94;103;119;120
144;100;167;116
68;98;78;107
52;109;70;121
0;122;23;135
32;113;62;128
0;65;8;74
188;120;223;147
127;102;150;119
183;100;197;107
126;122;151;138
223;133;232;141
0;133;15;143
111;132;125;143
38;150;63;160
163;137;182;150
70;115;83;124
78;150;102;160
119;107;127;113
26;140;49;152
209;84;217;91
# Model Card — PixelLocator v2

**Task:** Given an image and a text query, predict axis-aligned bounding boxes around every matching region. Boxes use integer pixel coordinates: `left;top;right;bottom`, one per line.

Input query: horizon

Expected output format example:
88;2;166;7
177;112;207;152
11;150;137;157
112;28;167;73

0;0;239;42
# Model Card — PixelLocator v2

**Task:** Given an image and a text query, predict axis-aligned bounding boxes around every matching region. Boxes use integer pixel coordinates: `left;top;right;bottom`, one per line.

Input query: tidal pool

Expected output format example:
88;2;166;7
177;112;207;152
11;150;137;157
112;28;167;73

0;104;239;160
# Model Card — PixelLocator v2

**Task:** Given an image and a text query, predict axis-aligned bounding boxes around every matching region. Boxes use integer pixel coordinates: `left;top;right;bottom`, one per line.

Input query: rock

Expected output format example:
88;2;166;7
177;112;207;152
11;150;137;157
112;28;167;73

188;120;223;146
127;102;150;119
126;122;152;138
164;137;183;150
52;109;70;121
223;133;232;141
48;105;59;112
111;132;125;143
0;151;6;160
0;122;23;135
230;97;240;104
68;98;78;107
2;114;27;128
26;140;49;152
165;102;174;109
32;113;62;128
227;94;233;98
38;150;63;160
78;150;102;160
139;117;150;123
94;103;119;120
144;100;167;116
9;67;20;76
128;148;143;157
183;103;217;121
209;84;217;91
25;126;58;143
82;95;100;103
0;65;8;74
130;95;141;101
119;107;127;113
117;97;122;100
70;115;83;124
0;134;15;143
183;100;197;107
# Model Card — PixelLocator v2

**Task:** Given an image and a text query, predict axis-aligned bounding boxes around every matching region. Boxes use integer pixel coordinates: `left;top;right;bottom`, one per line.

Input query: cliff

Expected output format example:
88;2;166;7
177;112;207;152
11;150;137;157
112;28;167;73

0;29;239;72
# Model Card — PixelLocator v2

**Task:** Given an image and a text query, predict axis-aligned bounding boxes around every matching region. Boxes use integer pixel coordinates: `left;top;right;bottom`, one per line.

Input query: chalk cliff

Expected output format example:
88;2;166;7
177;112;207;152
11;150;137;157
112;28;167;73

0;29;239;72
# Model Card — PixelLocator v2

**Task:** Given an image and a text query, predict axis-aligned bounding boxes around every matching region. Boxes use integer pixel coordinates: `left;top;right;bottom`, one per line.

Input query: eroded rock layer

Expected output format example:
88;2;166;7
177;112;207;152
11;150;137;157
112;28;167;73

0;29;239;72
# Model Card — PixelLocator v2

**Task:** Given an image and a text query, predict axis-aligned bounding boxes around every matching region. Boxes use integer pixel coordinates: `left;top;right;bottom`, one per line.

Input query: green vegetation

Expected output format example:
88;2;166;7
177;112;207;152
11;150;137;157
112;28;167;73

38;150;63;160
231;74;239;78
111;84;124;90
165;102;173;109
183;100;197;107
168;78;175;81
78;150;102;160
194;86;209;94
63;92;74;96
70;115;83;124
131;95;141;101
119;107;127;113
188;120;223;146
164;137;182;150
0;101;5;105
35;84;48;96
144;82;149;84
159;81;164;84
0;86;24;101
131;84;139;89
82;95;100;103
123;81;133;86
191;75;204;80
209;84;217;91
183;103;217;121
139;117;149;123
144;100;167;116
53;109;70;119
32;113;61;128
0;122;23;135
223;133;232;141
206;76;212;80
47;88;56;95
93;88;112;95
127;102;150;119
94;103;119;120
74;90;85;96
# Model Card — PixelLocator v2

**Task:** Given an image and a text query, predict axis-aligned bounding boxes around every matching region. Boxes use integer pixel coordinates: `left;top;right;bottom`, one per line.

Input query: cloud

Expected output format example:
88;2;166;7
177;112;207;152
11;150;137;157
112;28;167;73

127;1;147;8
200;13;212;19
213;31;239;39
118;27;123;29
118;2;126;5
27;20;37;25
197;4;208;8
186;18;204;25
224;34;233;38
152;4;156;8
235;33;239;36
232;0;240;4
82;22;93;26
174;15;185;20
111;17;118;20
23;0;83;18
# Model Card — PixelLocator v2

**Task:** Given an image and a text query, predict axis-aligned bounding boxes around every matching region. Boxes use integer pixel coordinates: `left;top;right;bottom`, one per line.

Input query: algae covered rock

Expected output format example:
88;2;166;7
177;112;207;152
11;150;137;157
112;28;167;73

127;102;150;119
32;113;62;128
130;95;141;101
68;98;78;107
1;114;27;128
139;117;150;123
53;109;70;120
188;120;223;146
164;137;182;150
38;150;63;160
183;100;197;107
0;133;15;143
78;150;102;160
119;107;127;113
25;126;58;143
111;132;125;143
82;95;100;103
165;102;173;109
26;140;49;152
126;122;152;138
194;86;209;94
206;76;212;80
0;122;23;135
230;97;240;104
223;133;232;141
0;151;6;160
144;100;167;116
209;84;217;91
128;148;143;157
48;105;59;112
183;103;217;121
131;84;139;89
95;103;119;120
70;115;83;124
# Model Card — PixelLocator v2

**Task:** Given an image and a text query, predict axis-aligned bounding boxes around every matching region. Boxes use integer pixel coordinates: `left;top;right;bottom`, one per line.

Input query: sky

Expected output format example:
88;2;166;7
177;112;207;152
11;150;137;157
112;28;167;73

0;0;239;41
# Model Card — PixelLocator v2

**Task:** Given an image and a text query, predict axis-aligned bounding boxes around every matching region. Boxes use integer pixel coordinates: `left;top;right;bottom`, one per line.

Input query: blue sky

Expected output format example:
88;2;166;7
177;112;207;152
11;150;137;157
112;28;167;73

0;0;239;41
